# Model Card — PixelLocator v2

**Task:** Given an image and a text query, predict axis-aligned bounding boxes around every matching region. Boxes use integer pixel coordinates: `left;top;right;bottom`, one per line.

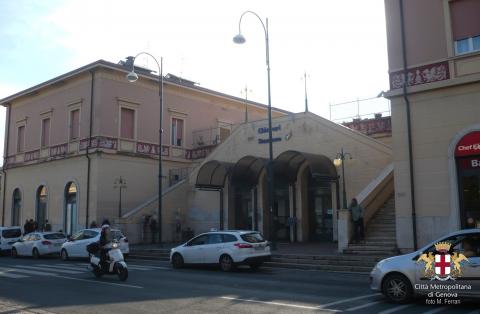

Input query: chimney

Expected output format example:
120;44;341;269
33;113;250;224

124;56;135;70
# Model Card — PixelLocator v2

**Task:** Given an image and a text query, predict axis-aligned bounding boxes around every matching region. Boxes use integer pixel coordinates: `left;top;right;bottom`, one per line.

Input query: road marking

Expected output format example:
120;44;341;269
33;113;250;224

220;296;339;311
420;307;448;314
378;304;414;314
129;265;170;270
36;264;87;273
53;274;144;289
345;300;383;311
15;265;83;274
0;267;55;276
43;264;85;271
316;293;381;308
0;270;28;279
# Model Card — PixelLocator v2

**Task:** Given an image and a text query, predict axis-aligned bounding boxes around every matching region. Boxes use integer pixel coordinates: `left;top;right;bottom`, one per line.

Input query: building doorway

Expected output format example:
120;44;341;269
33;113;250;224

455;131;480;229
12;188;21;226
274;180;290;241
308;178;333;241
234;186;253;230
64;182;78;235
36;186;47;231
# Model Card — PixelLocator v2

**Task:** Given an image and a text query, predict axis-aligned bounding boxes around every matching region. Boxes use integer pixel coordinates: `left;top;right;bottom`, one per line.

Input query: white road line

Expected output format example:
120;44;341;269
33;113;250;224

420;307;448;314
36;264;87;273
378;304;414;314
53;274;144;289
16;265;83;274
220;296;339;311
316;293;382;309
345;300;383;311
0;270;28;279
0;267;55;276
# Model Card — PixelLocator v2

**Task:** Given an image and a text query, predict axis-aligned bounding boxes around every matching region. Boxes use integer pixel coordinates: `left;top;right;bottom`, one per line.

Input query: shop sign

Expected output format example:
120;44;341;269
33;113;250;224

458;157;480;170
455;131;480;157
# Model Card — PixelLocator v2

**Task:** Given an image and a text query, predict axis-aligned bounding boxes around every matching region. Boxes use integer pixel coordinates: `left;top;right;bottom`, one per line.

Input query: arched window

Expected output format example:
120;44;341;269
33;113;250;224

36;186;48;231
12;188;22;226
64;182;78;235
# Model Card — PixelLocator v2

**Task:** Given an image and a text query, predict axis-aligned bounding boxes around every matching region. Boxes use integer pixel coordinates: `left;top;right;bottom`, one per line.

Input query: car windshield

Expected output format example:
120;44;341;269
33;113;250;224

44;233;66;240
2;229;21;238
240;232;265;243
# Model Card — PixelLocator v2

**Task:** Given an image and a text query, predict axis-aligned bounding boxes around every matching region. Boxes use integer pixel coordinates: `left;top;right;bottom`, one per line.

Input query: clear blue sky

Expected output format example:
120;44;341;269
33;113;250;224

0;0;390;160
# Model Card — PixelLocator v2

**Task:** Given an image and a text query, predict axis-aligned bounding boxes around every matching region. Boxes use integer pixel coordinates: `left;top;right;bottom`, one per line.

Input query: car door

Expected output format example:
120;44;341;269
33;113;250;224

80;230;99;257
452;233;480;295
182;234;208;264
23;233;38;256
16;235;30;255
68;231;86;257
203;233;225;264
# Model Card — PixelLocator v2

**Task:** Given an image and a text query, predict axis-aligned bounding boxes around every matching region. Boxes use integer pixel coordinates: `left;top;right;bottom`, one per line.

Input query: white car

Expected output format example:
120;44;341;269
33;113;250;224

12;232;67;258
170;230;271;271
370;229;480;303
0;227;22;255
60;228;129;260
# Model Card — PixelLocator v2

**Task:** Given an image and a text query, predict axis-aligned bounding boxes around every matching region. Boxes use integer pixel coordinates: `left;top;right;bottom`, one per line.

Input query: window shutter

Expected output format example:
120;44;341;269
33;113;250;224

450;0;480;40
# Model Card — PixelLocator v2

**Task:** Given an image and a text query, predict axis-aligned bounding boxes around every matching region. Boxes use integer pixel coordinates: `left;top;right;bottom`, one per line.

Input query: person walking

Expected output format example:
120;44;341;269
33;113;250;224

23;219;30;235
350;198;364;243
44;219;52;232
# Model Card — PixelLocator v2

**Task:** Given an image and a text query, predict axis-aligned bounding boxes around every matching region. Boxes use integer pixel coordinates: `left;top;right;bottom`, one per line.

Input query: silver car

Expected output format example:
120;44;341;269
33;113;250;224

370;229;480;303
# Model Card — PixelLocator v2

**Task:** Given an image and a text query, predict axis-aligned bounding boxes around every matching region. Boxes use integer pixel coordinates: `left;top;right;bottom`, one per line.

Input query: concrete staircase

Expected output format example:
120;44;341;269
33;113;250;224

343;195;398;256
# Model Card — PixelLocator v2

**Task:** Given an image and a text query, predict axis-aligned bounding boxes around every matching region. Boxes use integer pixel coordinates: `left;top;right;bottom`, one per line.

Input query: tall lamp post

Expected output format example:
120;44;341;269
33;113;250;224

126;52;164;243
334;148;352;209
114;176;127;218
233;11;275;247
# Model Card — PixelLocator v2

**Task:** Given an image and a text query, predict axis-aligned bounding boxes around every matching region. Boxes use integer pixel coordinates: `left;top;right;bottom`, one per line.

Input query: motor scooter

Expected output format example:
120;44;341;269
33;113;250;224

88;240;128;281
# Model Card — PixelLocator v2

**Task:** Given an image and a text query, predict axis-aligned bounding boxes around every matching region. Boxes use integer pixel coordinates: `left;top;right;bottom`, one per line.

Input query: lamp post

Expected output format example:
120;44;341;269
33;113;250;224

334;148;352;209
114;176;127;218
233;11;275;247
126;52;164;243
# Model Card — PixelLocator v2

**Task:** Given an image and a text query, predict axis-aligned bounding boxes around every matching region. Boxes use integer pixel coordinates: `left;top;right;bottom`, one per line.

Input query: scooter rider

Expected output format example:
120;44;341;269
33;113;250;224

99;224;113;266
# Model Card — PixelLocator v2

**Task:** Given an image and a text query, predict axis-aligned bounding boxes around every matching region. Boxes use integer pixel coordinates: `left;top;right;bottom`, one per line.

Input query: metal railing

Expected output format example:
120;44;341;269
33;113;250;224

192;125;232;149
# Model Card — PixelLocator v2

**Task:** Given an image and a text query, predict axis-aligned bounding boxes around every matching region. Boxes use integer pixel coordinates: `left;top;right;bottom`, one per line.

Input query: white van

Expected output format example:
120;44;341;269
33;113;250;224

0;227;22;255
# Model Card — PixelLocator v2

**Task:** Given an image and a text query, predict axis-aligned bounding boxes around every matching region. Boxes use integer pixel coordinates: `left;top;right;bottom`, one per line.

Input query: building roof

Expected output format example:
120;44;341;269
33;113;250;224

0;59;292;115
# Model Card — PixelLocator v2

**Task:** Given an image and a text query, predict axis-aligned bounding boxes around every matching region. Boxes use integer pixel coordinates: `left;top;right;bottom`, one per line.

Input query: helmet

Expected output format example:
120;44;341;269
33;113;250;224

101;224;110;230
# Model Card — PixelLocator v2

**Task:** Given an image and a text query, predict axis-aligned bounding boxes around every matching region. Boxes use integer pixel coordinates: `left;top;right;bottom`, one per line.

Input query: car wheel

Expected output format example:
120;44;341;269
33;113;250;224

219;254;235;272
171;253;184;269
11;247;18;258
61;249;69;261
32;248;40;259
382;273;413;304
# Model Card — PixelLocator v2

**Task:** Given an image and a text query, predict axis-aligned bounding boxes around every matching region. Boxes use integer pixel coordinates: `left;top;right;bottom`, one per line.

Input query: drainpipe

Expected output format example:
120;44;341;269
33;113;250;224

399;0;418;250
85;70;95;228
1;103;11;226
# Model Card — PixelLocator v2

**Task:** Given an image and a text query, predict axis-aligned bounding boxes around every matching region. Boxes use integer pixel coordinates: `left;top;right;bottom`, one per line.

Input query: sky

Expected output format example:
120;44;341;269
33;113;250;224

0;0;390;160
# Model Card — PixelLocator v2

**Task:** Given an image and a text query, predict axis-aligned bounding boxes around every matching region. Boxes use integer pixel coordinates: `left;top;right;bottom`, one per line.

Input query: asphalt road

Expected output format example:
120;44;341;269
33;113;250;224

0;256;478;314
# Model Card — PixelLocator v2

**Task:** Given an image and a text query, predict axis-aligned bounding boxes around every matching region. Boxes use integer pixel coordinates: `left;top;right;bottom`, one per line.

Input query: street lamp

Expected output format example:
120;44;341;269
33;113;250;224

334;148;352;209
233;11;275;247
126;52;164;243
114;176;127;218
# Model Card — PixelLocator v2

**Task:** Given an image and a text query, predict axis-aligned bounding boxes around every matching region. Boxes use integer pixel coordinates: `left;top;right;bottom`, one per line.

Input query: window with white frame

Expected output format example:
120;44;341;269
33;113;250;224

69;109;80;140
120;107;135;139
171;117;184;147
450;0;480;55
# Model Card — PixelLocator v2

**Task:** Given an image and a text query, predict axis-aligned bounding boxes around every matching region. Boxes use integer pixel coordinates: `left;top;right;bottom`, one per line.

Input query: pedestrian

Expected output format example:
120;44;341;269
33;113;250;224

90;221;98;228
150;215;158;244
350;198;364;243
23;219;30;235
32;219;38;232
101;218;111;226
44;219;52;232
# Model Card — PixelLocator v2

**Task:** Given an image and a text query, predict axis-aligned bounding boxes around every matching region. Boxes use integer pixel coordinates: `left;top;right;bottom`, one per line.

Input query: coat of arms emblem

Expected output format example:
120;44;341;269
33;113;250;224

416;242;469;281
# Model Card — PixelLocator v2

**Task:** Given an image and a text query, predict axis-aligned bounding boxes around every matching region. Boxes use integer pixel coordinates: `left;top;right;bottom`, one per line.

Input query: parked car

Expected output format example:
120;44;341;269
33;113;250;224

60;228;129;260
0;226;22;255
12;232;67;258
370;229;480;303
170;230;271;271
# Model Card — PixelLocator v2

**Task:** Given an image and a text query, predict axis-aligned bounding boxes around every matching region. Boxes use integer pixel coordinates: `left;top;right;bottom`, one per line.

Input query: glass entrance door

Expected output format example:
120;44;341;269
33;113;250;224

458;157;480;228
308;179;333;241
274;181;290;241
234;186;253;230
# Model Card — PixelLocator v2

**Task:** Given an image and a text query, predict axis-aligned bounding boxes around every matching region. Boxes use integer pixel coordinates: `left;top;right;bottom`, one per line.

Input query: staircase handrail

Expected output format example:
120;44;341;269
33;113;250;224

121;179;187;219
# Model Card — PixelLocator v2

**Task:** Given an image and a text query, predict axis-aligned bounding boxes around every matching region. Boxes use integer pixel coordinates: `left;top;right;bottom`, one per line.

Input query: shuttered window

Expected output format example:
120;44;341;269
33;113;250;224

451;0;480;55
17;125;25;153
120;107;135;139
41;118;50;147
70;109;80;140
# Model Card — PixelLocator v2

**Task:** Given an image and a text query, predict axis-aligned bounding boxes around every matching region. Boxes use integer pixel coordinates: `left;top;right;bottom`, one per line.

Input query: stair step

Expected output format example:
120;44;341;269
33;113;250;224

270;257;376;267
265;261;373;273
